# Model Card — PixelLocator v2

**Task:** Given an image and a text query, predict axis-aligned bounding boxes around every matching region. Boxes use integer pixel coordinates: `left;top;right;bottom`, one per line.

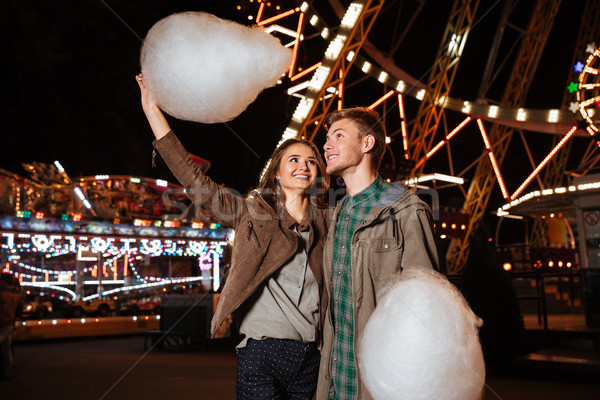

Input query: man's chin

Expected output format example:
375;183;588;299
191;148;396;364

326;166;341;175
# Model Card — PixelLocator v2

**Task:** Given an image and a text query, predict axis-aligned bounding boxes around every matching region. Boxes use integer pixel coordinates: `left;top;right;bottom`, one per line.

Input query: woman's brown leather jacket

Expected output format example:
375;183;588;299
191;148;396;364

154;131;329;337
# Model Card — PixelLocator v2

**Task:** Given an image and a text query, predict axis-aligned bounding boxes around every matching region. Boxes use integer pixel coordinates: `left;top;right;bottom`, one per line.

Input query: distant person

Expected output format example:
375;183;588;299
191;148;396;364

137;74;331;399
0;273;23;379
316;107;439;399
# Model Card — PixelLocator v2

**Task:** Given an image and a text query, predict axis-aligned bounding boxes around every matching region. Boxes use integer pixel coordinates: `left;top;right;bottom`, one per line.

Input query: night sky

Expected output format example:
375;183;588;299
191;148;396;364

0;0;588;209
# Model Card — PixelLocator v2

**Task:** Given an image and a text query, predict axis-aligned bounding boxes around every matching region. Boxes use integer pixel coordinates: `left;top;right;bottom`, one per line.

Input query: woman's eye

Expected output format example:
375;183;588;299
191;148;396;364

290;157;297;162
308;160;316;165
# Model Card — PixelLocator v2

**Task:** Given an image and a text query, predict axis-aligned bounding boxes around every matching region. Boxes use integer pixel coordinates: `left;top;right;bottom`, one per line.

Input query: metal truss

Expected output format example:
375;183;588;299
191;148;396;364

447;0;562;273
283;0;387;143
407;0;480;175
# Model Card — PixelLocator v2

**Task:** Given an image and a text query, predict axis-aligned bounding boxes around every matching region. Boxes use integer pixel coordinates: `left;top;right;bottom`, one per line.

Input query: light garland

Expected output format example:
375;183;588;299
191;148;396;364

497;180;600;216
82;276;207;301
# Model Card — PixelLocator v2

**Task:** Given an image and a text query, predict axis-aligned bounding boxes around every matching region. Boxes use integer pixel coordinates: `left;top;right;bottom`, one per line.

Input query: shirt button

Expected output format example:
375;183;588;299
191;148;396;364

384;243;390;249
345;217;349;221
334;357;338;362
342;245;345;249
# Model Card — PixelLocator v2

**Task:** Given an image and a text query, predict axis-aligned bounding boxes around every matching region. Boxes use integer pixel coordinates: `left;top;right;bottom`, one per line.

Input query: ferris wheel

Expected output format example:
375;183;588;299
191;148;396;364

238;0;600;271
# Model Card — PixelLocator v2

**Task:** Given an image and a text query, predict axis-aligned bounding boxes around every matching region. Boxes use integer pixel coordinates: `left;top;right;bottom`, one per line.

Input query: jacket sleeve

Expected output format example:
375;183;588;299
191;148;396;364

153;130;243;228
400;206;439;271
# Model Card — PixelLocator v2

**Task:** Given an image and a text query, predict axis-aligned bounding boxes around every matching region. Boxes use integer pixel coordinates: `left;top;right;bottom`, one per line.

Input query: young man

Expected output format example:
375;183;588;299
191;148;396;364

316;107;439;400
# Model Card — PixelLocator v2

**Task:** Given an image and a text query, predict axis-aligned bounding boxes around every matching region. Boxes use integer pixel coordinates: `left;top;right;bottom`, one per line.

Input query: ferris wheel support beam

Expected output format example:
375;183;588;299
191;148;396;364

530;0;600;247
278;0;387;145
407;0;480;175
447;0;562;273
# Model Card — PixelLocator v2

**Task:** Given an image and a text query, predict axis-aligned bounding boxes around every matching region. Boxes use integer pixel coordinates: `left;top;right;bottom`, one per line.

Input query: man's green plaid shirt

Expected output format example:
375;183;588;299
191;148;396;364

328;176;391;399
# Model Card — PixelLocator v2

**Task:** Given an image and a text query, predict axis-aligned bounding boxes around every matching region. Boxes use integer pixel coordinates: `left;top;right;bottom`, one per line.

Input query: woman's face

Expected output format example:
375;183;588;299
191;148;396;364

276;143;319;194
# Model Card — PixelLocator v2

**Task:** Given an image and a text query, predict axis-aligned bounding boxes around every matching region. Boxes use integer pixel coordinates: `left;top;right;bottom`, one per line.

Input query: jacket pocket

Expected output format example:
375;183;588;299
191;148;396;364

366;236;403;281
369;237;401;252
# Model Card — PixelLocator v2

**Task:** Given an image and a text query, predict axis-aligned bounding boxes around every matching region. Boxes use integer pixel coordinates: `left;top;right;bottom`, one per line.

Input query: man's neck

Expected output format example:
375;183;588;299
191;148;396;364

342;164;378;196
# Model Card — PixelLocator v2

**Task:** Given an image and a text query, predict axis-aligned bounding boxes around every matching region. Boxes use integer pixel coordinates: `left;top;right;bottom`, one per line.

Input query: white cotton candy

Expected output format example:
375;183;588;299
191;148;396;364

140;12;292;123
359;269;485;400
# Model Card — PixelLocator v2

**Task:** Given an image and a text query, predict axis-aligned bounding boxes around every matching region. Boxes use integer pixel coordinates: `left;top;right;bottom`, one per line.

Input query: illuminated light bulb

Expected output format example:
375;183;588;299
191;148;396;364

385;137;391;144
325;35;346;59
440;234;447;239
340;3;363;28
54;160;65;173
321;28;329;39
548;109;559;122
133;316;138;321
81;318;86;323
300;2;309;12
416;89;425;100
516;108;527;121
451;224;456;229
441;222;447;228
396;81;405;92
558;261;563;267
462;101;471;114
361;62;371;73
461;224;466;230
310;15;319;26
550;213;555;218
488;105;498;118
37;320;42;325
346;51;355;62
378;71;388;83
503;263;512;271
548;261;554;267
567;262;572;268
52;320;57;325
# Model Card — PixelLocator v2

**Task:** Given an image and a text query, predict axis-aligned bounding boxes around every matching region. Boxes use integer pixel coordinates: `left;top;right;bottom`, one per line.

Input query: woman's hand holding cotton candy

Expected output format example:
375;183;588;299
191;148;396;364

136;73;171;140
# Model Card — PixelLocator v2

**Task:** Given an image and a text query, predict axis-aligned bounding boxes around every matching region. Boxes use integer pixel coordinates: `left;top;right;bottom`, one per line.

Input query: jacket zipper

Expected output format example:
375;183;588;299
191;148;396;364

246;220;261;248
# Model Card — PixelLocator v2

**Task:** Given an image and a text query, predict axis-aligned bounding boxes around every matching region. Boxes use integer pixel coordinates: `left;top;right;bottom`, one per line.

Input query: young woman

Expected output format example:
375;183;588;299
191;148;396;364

136;74;330;400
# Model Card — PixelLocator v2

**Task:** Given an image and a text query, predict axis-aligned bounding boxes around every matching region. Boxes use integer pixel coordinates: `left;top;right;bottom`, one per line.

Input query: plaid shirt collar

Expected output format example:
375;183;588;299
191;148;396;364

339;175;385;210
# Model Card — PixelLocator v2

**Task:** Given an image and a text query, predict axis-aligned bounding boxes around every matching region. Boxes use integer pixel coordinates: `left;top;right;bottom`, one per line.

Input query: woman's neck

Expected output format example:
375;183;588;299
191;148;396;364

283;192;309;224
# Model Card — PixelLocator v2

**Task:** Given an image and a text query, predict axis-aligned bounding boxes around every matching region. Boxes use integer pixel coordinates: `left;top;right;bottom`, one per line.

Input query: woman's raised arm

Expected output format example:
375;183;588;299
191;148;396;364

136;73;171;140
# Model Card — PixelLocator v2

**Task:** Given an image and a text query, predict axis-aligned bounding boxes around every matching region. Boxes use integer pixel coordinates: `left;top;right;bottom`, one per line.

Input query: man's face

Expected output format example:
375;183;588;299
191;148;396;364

323;118;365;175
